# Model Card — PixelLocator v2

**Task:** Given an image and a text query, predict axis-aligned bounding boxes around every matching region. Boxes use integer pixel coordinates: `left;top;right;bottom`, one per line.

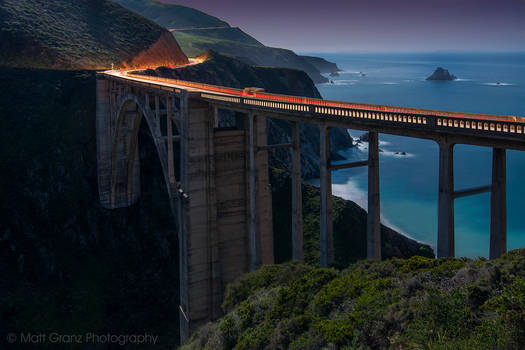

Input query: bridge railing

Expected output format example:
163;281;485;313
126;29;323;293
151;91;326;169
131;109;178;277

123;71;524;124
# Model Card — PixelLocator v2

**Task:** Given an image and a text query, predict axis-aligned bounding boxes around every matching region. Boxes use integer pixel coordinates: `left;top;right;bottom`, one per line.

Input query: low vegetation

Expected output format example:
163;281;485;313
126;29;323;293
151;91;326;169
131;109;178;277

183;249;525;350
113;0;229;29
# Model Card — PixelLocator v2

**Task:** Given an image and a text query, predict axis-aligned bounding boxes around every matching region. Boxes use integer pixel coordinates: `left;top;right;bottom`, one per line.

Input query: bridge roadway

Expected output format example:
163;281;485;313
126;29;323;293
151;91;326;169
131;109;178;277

99;68;524;343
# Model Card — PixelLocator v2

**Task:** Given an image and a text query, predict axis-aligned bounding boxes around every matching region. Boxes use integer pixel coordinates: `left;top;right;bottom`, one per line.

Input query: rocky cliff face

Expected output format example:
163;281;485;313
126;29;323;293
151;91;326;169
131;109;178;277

0;0;188;69
136;50;353;178
301;55;342;74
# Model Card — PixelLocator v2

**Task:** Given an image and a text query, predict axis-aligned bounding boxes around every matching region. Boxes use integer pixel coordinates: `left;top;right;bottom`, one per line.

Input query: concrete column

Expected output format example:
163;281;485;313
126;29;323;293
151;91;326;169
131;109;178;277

367;131;381;260
167;96;176;184
490;148;507;259
213;105;219;128
438;141;455;258
154;95;161;137
178;90;190;344
178;92;221;343
291;121;303;261
95;75;113;208
256;116;274;265
320;125;333;267
249;113;262;270
214;129;251;286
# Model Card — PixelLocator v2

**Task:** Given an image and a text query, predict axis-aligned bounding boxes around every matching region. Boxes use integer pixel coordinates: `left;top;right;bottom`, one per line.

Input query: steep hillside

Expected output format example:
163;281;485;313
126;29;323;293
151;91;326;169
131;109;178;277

182;250;525;349
0;0;188;69
172;30;329;83
0;68;180;348
171;27;264;50
113;0;229;29
115;0;330;83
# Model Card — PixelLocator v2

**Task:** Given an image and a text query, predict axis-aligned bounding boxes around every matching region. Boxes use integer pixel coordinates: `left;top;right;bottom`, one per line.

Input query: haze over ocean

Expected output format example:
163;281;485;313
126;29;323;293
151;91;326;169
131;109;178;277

307;52;525;257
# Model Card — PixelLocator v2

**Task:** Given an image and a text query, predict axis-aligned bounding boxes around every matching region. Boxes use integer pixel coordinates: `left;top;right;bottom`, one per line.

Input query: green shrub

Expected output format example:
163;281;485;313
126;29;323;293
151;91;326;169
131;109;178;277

222;264;312;312
270;268;338;319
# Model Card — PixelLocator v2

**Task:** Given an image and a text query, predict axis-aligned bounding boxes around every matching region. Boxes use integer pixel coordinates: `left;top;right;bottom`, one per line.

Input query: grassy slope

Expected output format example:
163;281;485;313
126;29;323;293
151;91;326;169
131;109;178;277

183;250;525;350
172;27;263;56
113;0;229;29
0;0;178;69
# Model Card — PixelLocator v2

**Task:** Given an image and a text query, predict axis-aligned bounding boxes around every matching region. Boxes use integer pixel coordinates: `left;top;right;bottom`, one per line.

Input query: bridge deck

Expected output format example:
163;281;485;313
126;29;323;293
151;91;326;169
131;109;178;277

102;70;525;150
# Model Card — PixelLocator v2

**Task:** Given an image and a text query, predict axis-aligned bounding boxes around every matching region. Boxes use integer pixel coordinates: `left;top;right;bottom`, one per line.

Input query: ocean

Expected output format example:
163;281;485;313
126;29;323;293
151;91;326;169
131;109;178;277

304;52;525;257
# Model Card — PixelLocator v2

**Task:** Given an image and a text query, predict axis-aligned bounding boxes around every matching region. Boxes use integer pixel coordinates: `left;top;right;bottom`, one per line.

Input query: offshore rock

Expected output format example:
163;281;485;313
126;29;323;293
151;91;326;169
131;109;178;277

426;67;457;81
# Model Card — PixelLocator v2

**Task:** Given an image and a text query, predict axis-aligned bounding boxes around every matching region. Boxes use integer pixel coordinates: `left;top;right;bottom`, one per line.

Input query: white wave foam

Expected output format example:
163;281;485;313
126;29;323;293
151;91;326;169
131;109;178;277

382;82;400;85
382;150;414;158
482;82;514;86
321;79;359;86
355;140;413;158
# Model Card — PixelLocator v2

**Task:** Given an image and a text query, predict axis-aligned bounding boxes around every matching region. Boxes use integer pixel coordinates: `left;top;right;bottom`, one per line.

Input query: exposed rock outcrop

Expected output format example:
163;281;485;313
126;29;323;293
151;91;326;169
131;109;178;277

122;31;188;69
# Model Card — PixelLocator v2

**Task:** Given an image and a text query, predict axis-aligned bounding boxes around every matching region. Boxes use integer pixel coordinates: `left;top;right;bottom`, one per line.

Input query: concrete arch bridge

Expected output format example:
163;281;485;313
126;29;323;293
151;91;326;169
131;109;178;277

96;69;525;343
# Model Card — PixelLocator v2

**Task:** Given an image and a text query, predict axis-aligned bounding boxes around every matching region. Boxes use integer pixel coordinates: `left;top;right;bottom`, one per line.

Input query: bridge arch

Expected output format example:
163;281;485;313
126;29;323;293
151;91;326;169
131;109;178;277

110;92;176;209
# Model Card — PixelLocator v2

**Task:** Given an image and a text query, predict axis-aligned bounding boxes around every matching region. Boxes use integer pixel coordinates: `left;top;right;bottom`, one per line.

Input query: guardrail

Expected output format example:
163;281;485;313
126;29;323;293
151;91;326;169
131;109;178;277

103;71;525;138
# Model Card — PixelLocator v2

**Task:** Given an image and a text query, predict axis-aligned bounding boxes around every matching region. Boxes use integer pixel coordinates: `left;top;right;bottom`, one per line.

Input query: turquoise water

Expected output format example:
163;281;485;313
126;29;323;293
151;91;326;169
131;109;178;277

307;52;525;257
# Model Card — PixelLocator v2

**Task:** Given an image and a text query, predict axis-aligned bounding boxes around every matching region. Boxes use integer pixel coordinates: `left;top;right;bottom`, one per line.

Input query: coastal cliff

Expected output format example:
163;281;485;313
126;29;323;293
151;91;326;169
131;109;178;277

301;55;342;74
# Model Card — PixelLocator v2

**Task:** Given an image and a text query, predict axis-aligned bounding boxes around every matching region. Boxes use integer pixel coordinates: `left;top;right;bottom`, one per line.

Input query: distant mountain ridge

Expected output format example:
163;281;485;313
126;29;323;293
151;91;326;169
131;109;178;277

114;0;339;83
0;0;188;69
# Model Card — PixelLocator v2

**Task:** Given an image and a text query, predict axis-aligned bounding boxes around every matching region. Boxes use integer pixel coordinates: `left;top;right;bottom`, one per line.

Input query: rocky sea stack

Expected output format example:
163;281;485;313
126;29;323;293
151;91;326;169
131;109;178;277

426;67;457;81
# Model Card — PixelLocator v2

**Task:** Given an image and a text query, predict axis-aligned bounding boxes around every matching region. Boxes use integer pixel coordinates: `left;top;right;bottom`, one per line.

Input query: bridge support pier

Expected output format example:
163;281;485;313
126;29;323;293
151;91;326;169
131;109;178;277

291;121;304;261
178;94;223;343
96;76;113;207
367;131;381;260
490;148;507;259
249;113;262;270
320;125;334;267
438;141;455;258
248;113;274;270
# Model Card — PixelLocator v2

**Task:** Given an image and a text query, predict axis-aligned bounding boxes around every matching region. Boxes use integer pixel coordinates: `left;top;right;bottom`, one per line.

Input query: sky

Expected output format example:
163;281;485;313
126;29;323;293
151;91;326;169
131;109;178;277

160;0;525;53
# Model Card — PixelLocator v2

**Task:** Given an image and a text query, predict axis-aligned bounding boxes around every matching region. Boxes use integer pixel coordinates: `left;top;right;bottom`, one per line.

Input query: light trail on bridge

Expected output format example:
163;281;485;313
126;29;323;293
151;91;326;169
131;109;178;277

105;64;524;126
